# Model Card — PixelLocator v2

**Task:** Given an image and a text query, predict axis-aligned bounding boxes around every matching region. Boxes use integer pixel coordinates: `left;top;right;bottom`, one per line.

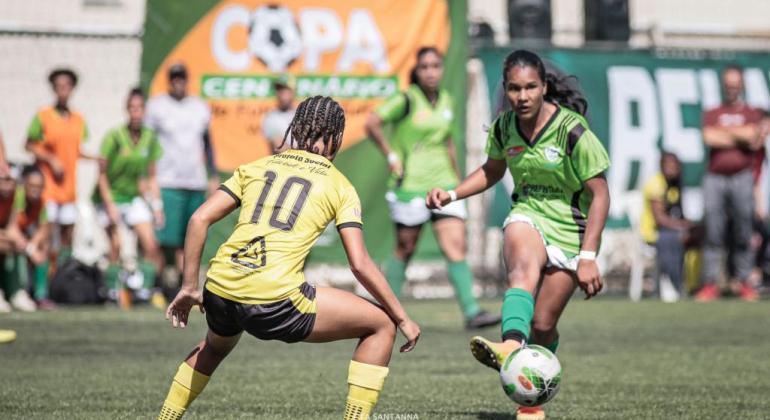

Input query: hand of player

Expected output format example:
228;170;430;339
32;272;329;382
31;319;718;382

426;188;451;210
49;158;65;182
153;209;165;230
166;287;204;328
106;204;121;226
388;160;403;178
397;318;421;353
576;259;602;299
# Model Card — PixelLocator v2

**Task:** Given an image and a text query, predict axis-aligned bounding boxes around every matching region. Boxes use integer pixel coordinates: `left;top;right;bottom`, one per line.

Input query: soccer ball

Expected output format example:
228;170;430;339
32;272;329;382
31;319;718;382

499;345;562;407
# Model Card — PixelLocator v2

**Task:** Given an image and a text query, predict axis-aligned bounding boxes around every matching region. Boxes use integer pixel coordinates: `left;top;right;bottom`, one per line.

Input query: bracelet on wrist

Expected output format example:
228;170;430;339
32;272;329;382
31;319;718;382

387;152;399;165
447;190;458;202
578;250;597;261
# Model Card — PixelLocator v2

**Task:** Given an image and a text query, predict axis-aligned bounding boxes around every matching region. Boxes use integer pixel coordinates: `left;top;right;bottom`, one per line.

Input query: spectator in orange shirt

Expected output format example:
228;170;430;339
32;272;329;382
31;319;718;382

25;68;88;264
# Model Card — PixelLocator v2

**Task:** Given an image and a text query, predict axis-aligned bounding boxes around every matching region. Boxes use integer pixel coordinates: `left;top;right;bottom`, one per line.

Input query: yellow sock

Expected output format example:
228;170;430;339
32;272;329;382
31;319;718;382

157;362;210;420
344;360;389;420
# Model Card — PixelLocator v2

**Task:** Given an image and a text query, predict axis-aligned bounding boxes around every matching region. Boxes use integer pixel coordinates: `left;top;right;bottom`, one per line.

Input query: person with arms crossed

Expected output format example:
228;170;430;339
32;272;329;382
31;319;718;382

427;50;610;420
697;65;764;302
145;63;218;292
366;46;500;329
157;96;420;420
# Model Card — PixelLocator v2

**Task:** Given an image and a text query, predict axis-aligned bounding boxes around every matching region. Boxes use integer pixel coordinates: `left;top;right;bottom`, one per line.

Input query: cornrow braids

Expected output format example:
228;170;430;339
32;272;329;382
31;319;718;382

281;95;346;158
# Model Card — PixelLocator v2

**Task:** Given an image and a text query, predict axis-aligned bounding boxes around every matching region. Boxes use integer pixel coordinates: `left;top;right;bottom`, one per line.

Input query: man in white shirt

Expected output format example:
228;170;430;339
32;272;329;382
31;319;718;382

145;63;218;288
261;75;296;154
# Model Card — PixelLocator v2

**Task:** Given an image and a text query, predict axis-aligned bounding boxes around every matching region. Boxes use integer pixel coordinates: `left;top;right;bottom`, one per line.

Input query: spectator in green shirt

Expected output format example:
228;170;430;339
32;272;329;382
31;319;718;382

95;88;163;301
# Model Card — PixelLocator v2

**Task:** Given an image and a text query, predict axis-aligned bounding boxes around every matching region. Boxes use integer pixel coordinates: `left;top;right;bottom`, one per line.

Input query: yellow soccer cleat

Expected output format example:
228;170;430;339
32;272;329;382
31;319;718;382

470;336;519;371
0;329;17;344
516;405;545;420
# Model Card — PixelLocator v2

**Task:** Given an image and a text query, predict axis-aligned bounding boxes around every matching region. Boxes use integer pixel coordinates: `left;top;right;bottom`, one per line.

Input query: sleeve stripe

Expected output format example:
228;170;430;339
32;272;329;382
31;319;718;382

336;222;363;231
218;185;241;206
566;124;586;156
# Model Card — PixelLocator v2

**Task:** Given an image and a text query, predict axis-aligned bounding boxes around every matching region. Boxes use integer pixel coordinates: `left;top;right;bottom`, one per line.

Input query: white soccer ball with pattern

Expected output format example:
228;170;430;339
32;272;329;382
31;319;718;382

499;345;562;407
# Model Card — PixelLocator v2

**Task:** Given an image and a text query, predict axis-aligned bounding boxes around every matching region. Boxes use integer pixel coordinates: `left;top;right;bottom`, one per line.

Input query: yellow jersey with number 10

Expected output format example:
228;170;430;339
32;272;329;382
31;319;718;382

205;149;362;305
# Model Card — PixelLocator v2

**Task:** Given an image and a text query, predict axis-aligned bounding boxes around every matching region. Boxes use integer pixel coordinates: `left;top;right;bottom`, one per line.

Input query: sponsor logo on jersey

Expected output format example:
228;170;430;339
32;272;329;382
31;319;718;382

507;146;525;157
544;146;561;162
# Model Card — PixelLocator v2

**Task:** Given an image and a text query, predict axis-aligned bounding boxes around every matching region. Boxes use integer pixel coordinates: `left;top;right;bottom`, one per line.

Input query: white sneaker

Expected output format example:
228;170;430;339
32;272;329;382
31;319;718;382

10;290;37;312
0;290;11;313
659;275;680;303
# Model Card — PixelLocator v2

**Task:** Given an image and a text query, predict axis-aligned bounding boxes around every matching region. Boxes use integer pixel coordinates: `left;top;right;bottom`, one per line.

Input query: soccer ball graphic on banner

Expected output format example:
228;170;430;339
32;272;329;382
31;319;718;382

499;345;562;407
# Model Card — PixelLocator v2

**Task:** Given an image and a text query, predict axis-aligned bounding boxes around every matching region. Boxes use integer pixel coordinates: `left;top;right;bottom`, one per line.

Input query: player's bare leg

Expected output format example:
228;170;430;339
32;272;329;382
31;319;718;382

530;268;576;353
511;268;575;420
384;225;421;298
470;222;546;370
434;218;500;329
305;286;397;419
158;330;241;419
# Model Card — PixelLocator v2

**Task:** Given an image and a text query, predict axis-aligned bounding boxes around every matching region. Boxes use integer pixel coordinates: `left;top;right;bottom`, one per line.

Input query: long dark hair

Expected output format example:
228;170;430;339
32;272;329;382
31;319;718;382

281;96;345;157
409;46;443;86
502;50;587;116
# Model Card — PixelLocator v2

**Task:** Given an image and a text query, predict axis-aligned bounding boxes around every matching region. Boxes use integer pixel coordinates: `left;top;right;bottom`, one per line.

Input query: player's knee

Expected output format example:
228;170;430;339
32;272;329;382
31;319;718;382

531;315;557;338
373;312;397;342
395;242;417;261
506;259;540;289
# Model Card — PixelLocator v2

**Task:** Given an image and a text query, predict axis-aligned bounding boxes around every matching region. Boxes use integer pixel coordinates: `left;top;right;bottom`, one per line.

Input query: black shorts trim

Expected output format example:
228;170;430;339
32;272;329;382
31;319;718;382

202;287;316;343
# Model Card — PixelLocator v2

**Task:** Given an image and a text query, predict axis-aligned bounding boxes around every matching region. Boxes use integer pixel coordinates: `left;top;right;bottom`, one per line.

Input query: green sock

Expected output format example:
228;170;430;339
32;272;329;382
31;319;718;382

447;260;481;319
4;255;22;297
384;258;407;299
545;336;560;353
104;264;121;290
138;259;158;289
56;247;72;267
501;288;534;341
33;262;49;300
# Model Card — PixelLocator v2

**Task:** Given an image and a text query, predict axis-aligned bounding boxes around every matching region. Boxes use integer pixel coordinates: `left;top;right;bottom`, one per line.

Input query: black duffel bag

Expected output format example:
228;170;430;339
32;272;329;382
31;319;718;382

49;259;106;304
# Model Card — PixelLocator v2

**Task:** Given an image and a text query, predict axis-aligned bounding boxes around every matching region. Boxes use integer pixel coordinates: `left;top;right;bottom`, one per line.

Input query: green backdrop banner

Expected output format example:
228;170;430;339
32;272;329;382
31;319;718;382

141;0;468;264
477;47;770;227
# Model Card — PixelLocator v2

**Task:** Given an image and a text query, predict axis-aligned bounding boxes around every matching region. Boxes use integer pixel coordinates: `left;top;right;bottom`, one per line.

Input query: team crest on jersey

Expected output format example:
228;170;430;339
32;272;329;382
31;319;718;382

507;146;525;157
544;146;561;162
443;109;453;120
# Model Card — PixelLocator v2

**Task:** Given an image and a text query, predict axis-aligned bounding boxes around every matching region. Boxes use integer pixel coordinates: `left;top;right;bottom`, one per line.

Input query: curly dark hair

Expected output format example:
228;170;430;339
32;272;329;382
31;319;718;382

281;96;346;157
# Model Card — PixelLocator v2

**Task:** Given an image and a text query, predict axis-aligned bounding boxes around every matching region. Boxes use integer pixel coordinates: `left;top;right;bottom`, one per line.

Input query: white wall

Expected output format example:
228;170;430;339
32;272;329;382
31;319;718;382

469;0;770;49
0;0;145;201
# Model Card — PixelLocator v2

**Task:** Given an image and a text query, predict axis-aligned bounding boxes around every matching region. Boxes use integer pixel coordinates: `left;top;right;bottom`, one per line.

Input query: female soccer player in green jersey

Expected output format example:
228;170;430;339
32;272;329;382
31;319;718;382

158;96;420;420
95;88;164;302
427;50;610;420
366;47;500;329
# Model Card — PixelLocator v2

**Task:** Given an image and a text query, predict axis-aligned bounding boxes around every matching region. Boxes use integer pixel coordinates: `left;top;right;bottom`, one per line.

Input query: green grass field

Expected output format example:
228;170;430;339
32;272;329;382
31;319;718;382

1;298;769;419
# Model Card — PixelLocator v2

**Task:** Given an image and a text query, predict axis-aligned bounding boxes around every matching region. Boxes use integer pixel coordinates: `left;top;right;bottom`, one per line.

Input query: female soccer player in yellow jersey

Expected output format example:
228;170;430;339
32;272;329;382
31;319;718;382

427;50;610;420
157;96;421;420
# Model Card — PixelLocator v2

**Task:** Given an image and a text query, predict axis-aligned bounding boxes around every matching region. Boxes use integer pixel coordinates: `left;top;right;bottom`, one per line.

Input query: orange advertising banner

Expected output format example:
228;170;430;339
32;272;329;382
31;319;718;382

148;0;451;171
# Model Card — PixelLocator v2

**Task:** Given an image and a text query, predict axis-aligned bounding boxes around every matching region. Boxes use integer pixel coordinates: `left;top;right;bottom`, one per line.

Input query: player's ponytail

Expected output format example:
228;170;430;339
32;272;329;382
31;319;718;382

502;49;588;116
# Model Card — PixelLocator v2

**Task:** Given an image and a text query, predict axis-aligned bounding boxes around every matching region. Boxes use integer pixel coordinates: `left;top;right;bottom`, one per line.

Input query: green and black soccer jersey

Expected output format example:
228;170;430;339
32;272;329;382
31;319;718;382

94;125;162;204
376;84;458;200
486;106;610;256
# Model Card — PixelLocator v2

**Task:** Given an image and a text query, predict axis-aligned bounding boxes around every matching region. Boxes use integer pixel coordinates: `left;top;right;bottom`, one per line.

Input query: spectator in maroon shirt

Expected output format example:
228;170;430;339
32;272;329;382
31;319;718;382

697;65;764;301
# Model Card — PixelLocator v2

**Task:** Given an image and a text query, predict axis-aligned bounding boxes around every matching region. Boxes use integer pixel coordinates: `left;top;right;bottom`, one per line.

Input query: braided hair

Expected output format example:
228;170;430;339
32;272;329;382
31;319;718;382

281;95;346;157
502;50;588;116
